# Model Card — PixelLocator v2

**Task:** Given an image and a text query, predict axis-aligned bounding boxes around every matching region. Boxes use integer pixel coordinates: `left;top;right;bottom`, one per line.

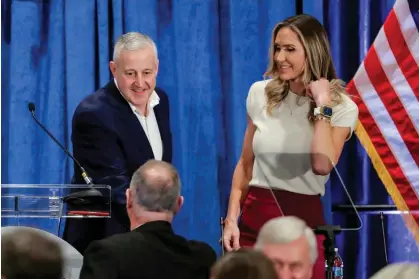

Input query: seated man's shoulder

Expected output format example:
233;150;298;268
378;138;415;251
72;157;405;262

86;231;139;254
186;239;217;263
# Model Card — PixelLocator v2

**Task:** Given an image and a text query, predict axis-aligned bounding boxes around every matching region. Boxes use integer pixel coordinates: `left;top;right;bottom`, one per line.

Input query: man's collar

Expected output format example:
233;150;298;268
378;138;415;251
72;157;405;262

132;223;143;230
132;220;172;232
113;78;160;114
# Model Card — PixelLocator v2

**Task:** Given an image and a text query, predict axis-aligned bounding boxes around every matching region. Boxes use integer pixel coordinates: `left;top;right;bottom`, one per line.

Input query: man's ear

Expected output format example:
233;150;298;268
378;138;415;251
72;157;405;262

126;188;133;209
109;61;117;77
308;264;313;279
155;59;159;75
174;196;184;214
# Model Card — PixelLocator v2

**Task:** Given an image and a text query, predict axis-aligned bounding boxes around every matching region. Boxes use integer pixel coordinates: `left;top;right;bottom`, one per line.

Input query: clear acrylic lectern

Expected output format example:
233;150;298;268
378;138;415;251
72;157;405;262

1;184;112;279
1;184;111;235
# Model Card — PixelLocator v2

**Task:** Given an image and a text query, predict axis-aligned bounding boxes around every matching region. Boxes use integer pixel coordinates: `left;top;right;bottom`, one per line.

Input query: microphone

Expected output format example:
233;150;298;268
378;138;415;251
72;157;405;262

263;156;362;279
380;212;388;265
28;102;105;206
315;160;363;279
28;102;93;185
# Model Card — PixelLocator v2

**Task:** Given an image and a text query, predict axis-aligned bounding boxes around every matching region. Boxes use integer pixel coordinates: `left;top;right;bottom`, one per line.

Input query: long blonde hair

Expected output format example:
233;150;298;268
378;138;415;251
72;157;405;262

264;14;346;122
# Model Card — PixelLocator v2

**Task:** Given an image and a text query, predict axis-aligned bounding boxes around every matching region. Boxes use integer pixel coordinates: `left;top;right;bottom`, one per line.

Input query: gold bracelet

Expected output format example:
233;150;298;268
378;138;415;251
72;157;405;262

315;115;331;123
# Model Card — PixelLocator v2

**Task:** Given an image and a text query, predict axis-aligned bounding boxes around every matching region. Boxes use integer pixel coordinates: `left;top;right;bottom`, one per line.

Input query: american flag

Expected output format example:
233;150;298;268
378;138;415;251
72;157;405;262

347;0;419;244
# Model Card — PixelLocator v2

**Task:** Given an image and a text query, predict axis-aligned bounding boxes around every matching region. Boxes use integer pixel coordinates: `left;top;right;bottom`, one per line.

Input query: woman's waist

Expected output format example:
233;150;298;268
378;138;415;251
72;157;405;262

250;161;328;194
242;185;325;227
245;185;322;204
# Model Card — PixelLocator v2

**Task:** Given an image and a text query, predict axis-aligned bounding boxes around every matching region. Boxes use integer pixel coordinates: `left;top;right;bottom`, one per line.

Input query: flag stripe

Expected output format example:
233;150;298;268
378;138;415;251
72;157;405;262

407;0;419;32
348;80;418;201
373;26;419;131
355;119;419;244
364;48;419;174
385;11;419;104
350;84;401;180
351;0;419;245
353;63;419;200
348;79;419;214
393;0;419;72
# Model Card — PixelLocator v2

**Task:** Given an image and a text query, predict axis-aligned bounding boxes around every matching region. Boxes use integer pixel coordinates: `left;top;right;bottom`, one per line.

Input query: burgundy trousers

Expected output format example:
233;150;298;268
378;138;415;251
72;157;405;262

239;186;326;279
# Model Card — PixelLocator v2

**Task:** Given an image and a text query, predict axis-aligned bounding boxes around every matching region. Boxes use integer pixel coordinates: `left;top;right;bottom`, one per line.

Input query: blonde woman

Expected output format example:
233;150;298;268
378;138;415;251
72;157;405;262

223;14;358;279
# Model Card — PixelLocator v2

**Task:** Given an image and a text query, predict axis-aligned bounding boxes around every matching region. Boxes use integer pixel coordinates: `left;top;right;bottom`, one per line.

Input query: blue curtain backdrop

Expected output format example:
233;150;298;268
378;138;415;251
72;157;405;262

2;0;418;278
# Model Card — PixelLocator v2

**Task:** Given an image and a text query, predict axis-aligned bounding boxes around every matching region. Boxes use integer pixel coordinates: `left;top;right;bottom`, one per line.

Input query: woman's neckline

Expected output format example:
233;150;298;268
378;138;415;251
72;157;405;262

288;89;308;98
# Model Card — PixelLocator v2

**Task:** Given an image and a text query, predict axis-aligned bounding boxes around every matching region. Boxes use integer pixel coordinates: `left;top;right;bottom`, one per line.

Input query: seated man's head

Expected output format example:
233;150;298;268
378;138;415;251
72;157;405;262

211;248;277;279
1;228;63;279
254;216;317;279
126;160;183;227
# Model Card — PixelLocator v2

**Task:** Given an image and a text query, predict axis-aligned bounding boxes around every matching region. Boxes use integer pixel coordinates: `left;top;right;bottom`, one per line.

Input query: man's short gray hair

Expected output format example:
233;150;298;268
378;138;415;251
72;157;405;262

254;216;318;264
130;160;181;213
113;32;158;62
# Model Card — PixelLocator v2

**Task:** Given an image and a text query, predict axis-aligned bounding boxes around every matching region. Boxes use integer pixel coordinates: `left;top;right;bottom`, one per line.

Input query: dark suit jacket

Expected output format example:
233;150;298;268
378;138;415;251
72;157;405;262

79;221;217;279
71;80;172;204
63;81;172;255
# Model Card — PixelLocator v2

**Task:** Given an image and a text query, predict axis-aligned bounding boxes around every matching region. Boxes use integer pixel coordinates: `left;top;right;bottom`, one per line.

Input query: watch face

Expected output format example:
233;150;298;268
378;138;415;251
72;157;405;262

323;107;333;116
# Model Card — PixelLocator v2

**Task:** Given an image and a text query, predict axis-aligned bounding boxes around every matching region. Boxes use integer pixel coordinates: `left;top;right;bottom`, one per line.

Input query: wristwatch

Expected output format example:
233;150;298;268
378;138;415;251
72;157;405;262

314;105;333;118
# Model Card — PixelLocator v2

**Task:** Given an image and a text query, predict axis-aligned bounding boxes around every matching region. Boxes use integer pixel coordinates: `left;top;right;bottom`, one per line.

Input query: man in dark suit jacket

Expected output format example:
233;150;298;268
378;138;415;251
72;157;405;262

63;32;172;254
79;160;217;279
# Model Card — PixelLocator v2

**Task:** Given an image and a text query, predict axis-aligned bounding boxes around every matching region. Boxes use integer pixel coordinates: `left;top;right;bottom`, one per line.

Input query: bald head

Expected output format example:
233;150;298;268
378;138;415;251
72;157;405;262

130;160;181;213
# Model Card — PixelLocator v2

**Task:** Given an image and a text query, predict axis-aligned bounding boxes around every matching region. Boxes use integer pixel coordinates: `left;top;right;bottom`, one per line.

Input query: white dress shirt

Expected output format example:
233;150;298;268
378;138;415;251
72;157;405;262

114;79;163;160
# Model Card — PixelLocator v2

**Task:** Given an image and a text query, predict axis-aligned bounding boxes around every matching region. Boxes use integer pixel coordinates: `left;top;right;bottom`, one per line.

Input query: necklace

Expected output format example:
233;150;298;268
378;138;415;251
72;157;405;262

285;94;308;115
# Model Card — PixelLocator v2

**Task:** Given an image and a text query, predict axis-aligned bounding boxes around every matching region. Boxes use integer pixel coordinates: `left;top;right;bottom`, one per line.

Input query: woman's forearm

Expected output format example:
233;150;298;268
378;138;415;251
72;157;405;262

226;188;245;222
311;119;335;175
226;160;251;222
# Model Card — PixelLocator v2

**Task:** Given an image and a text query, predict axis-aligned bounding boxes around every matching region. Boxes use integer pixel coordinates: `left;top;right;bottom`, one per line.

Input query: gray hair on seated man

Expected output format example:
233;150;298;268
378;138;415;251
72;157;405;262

254;216;317;279
126;159;184;229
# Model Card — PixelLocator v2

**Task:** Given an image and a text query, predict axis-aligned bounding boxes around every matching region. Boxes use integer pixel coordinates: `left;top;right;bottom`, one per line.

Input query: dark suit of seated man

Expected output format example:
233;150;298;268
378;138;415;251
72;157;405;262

79;160;217;279
63;32;172;255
